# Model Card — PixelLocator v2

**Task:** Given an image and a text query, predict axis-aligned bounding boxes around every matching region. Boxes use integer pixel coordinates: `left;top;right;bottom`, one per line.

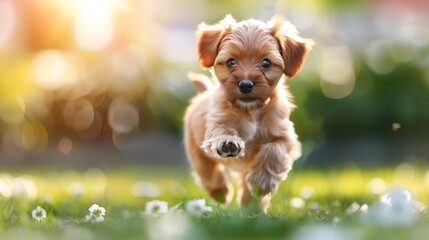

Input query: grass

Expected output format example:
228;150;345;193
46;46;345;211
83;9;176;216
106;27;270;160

0;163;428;240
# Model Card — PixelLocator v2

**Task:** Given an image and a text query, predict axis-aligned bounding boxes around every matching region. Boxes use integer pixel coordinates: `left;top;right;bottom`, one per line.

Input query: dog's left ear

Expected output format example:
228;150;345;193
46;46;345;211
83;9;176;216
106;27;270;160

270;16;314;78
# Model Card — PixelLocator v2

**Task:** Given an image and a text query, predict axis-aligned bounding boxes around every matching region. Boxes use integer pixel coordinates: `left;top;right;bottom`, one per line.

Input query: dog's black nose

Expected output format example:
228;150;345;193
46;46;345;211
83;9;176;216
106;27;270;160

238;80;253;94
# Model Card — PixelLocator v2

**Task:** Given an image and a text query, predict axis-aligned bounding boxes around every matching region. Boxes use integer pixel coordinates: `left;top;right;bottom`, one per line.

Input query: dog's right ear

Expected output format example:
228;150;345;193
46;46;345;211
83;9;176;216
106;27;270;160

196;15;235;68
270;16;314;78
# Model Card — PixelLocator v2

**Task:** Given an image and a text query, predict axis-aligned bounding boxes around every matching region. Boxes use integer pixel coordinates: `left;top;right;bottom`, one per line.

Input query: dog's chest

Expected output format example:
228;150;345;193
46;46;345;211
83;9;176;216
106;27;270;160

233;112;260;142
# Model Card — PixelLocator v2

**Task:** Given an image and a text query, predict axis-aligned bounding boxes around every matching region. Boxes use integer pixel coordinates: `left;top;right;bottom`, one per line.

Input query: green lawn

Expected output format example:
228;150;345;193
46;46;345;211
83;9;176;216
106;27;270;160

0;163;428;240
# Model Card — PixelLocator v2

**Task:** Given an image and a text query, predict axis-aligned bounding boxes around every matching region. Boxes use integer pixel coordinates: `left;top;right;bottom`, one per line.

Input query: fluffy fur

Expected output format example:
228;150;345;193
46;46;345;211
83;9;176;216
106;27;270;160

184;15;314;211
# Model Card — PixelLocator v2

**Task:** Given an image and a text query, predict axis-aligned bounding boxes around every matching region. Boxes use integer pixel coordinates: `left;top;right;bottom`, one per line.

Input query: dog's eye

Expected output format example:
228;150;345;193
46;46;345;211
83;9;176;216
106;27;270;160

226;58;236;69
261;59;272;70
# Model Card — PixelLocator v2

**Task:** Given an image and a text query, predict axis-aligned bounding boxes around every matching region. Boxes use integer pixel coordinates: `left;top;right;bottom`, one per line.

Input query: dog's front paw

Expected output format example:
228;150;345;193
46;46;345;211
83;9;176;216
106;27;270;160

201;136;245;159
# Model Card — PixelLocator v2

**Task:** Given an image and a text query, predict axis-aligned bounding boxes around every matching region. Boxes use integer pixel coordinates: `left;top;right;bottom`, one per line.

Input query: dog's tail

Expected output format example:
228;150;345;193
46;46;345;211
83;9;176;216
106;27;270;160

187;71;215;93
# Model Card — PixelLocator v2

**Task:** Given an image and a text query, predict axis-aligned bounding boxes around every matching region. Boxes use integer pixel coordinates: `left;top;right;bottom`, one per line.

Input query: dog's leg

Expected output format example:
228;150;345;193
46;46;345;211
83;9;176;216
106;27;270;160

237;173;251;205
243;131;301;211
189;149;234;204
238;175;272;213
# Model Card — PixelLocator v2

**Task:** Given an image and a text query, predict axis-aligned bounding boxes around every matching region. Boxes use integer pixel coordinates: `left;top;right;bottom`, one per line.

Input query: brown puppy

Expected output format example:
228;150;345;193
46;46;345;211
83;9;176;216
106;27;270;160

184;15;313;211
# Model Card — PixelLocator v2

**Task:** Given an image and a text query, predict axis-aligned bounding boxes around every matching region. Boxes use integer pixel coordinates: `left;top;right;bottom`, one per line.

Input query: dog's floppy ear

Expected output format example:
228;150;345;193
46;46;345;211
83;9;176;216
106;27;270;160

270;16;314;78
196;15;236;68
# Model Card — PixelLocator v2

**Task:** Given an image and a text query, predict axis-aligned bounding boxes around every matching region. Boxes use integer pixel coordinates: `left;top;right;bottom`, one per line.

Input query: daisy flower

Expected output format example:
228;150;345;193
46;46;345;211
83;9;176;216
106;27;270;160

345;202;360;215
32;206;47;222
85;204;106;223
185;199;212;216
374;187;417;226
360;203;369;214
144;200;168;216
290;197;305;209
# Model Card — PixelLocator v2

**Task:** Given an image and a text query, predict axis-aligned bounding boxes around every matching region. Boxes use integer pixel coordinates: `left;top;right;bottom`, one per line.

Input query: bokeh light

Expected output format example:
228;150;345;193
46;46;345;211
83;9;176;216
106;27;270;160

367;177;386;195
131;181;162;198
73;0;113;51
320;46;356;99
365;40;396;74
0;175;11;198
11;176;37;199
63;99;93;130
31;50;80;90
58;137;73;155
0;0;15;46
108;100;139;134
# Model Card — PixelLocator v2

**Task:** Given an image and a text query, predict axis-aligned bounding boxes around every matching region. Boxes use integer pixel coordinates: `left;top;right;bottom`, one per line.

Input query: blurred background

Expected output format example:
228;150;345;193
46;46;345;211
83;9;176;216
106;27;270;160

0;0;428;168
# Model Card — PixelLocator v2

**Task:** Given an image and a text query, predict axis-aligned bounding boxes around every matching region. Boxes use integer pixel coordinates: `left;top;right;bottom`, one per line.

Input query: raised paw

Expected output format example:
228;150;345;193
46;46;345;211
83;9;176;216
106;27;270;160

218;141;241;157
201;136;245;159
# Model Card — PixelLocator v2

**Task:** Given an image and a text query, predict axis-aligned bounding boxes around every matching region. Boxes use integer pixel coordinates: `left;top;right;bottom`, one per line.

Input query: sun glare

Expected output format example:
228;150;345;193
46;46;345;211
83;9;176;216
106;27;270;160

74;0;114;51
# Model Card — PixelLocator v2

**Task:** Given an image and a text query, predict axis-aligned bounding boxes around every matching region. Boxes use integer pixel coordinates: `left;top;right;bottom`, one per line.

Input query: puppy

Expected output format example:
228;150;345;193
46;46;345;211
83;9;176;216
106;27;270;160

184;15;313;211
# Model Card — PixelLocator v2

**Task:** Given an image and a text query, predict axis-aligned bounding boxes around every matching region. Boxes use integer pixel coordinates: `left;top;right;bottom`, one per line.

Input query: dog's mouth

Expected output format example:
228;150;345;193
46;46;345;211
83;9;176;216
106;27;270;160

234;98;261;110
238;98;258;103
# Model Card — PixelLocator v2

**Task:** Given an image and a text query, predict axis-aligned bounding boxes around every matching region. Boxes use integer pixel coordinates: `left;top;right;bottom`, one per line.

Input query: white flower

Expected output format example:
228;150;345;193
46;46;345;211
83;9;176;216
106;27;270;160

346;202;360;215
85;204;105;223
85;214;104;223
89;204;106;216
145;200;168;216
374;187;417;226
360;204;369;214
290;197;305;209
32;206;47;222
360;187;418;226
381;187;412;206
185;199;212;216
